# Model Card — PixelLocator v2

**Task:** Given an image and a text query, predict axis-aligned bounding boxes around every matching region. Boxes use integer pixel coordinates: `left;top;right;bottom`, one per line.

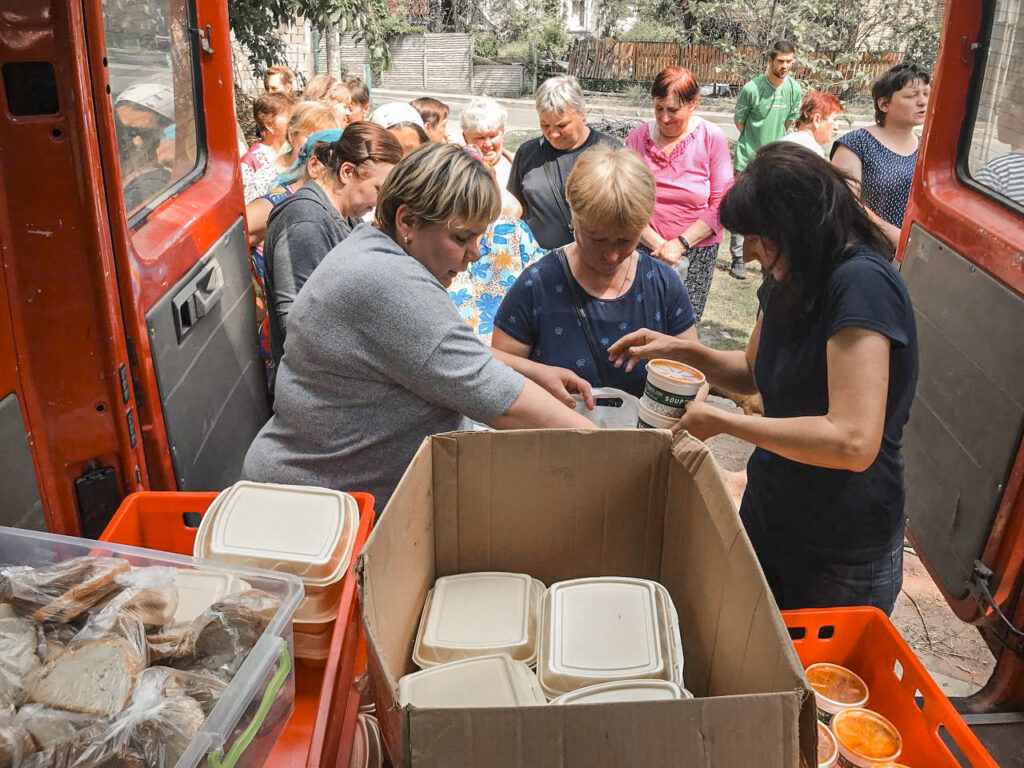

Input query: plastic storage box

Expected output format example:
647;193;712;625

0;524;303;768
783;607;997;768
101;490;376;768
413;572;544;668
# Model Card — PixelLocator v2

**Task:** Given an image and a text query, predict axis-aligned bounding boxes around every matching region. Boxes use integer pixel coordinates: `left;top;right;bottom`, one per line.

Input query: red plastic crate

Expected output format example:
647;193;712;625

783;607;996;767
101;489;374;768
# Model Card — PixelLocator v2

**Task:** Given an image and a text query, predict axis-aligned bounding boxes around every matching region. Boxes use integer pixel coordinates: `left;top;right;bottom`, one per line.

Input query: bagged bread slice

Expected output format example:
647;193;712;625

0;718;35;768
28;638;143;716
15;705;98;752
0;614;42;708
5;558;130;624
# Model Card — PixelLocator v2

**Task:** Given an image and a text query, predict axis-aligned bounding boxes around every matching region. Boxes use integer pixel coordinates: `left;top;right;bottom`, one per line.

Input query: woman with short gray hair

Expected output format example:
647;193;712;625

243;143;594;509
460;97;515;198
509;75;620;249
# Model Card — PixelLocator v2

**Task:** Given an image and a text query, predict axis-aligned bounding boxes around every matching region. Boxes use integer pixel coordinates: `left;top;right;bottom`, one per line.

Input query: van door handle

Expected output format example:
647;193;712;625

192;261;224;318
172;259;224;342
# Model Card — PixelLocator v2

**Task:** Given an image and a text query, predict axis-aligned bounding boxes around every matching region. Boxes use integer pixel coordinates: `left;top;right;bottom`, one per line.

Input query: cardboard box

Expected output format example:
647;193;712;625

357;430;816;767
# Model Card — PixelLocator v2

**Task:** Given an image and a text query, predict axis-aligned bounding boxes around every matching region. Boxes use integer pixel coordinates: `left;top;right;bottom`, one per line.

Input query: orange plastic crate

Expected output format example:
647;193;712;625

783;607;997;767
101;489;374;768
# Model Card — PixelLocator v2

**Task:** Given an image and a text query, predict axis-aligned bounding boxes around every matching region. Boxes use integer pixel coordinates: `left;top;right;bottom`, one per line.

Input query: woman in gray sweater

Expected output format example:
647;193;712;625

244;144;594;510
263;122;403;367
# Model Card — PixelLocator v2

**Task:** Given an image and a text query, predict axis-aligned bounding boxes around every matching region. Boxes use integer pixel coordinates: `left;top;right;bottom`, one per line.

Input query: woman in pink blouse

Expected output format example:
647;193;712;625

626;67;734;320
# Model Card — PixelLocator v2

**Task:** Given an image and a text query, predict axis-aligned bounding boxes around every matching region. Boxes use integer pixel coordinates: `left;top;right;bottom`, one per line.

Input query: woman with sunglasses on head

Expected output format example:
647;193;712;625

609;143;919;614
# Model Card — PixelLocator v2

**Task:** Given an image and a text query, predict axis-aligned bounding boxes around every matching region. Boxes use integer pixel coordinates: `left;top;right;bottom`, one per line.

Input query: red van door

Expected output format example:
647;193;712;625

900;0;1024;717
81;0;271;495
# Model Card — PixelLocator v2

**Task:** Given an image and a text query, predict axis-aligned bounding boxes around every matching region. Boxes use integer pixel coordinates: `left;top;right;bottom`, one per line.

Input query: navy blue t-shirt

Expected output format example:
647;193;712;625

494;249;695;397
741;248;919;563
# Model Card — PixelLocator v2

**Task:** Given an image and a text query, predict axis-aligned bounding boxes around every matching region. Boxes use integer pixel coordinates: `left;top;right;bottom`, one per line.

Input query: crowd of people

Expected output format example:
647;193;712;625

237;48;933;616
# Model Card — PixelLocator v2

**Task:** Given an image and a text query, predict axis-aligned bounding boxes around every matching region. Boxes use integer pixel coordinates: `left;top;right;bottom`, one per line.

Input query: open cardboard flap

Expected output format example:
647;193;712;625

358;429;816;767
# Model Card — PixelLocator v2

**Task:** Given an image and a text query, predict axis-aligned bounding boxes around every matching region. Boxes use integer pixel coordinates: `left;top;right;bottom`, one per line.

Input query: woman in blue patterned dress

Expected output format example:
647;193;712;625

492;143;697;398
831;62;930;250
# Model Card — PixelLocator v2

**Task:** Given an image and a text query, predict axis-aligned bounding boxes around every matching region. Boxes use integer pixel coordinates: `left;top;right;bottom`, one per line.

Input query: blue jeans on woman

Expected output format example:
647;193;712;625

744;515;905;616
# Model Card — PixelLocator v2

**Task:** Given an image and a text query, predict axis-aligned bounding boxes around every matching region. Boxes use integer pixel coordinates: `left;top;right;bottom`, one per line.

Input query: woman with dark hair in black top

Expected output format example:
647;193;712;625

609;142;919;614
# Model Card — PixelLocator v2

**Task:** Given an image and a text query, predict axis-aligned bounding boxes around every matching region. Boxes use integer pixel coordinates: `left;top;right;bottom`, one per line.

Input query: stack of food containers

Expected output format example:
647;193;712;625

193;481;359;665
399;572;688;707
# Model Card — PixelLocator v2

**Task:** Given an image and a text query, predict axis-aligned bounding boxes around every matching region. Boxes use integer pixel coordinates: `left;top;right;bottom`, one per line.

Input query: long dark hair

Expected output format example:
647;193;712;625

720;142;891;321
313;121;403;177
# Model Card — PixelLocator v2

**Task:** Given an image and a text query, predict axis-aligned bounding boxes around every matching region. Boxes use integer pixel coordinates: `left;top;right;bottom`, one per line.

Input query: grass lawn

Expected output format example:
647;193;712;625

696;235;762;352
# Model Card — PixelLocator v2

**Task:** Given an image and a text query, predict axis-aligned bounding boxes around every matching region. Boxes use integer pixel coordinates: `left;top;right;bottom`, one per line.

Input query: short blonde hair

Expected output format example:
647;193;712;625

566;144;655;233
287;100;341;139
376;143;500;237
535;75;586;116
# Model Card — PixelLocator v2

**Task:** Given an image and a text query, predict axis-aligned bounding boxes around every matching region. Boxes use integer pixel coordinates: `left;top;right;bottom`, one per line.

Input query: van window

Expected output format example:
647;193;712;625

103;0;204;218
962;1;1024;210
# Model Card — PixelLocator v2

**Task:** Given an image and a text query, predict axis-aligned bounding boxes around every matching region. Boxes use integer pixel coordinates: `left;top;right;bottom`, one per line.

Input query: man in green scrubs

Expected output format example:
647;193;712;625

729;40;801;279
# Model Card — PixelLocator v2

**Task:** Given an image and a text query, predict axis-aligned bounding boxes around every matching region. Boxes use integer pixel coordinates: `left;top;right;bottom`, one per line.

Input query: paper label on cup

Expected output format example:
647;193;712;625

636;418;657;429
836;755;860;768
643;381;697;410
817;709;834;726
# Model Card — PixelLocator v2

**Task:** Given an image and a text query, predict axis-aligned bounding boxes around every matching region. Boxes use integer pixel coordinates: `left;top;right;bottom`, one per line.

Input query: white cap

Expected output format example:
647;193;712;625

368;102;425;129
116;79;175;122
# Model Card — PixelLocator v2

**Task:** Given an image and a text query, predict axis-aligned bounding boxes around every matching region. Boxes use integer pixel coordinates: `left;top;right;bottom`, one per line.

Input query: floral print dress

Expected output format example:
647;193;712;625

449;217;543;345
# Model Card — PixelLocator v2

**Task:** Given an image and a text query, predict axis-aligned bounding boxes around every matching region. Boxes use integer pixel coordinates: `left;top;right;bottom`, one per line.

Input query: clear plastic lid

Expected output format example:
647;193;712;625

538;577;682;698
550;679;688;704
398;654;547;708
413;572;544;668
194;481;358;588
171;569;251;624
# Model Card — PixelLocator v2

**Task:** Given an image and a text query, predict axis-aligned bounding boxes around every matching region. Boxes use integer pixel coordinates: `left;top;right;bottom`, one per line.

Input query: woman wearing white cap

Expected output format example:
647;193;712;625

368;102;430;156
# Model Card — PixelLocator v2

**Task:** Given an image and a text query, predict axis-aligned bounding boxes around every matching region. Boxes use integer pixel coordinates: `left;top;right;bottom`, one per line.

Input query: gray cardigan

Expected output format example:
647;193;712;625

263;180;356;367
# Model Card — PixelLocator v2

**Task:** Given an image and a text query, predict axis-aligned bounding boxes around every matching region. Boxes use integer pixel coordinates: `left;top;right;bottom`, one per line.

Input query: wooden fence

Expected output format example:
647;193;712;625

568;39;900;93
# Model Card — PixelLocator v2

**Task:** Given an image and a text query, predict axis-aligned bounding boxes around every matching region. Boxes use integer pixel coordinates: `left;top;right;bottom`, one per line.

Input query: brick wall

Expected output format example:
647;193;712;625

232;18;318;97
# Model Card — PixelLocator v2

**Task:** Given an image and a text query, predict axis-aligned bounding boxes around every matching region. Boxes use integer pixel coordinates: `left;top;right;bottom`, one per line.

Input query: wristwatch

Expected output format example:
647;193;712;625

677;235;692;251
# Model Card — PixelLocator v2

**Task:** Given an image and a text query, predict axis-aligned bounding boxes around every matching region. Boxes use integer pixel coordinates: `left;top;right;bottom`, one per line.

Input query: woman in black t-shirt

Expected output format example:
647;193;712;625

608;142;919;614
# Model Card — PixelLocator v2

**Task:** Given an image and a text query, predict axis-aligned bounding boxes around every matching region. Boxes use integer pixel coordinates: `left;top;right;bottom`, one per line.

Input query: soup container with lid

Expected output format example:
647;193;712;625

806;662;870;724
550;679;690;705
398;654;546;708
413;572;544;668
818;720;839;768
831;708;902;767
641;360;705;418
537;577;684;699
637;399;681;430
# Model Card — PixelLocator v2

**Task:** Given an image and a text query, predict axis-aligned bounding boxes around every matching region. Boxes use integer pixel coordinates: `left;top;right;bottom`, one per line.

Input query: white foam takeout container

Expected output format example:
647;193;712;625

537;577;684;699
171;570;251;625
398;654;547;708
550;679;691;705
413;572;545;668
194;481;359;589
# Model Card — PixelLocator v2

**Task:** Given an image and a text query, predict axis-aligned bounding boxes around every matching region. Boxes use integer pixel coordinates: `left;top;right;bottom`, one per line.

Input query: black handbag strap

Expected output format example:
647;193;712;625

541;143;574;234
555;247;609;386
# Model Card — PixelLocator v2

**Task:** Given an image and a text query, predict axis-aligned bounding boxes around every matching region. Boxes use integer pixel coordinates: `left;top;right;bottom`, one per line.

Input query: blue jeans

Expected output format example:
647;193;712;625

745;519;905;615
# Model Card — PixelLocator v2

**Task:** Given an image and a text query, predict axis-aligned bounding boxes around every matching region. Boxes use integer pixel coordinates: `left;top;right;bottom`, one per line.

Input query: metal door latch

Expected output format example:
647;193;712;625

970;561;1024;656
189;24;214;54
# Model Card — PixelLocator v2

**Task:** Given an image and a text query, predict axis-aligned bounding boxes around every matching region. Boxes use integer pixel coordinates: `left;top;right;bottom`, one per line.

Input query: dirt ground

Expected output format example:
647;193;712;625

699;255;997;696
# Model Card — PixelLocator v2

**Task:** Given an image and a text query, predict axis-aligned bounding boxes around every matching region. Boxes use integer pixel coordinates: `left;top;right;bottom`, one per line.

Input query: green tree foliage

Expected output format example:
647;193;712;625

228;0;391;74
595;0;941;92
488;0;570;56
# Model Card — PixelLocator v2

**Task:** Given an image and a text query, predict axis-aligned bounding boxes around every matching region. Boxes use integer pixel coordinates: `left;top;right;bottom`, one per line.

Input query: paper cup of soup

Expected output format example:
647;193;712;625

636;398;680;430
806;663;869;724
818;720;839;768
831;708;902;767
641;360;705;418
